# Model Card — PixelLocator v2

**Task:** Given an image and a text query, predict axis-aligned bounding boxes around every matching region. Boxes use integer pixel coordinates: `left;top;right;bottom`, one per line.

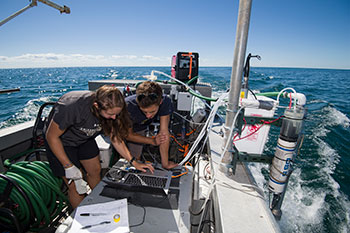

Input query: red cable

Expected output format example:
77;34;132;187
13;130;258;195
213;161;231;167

233;116;283;143
234;123;265;142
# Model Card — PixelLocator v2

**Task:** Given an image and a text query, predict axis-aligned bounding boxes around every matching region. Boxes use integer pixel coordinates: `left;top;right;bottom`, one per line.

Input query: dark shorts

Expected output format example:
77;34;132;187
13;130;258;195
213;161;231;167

45;138;99;177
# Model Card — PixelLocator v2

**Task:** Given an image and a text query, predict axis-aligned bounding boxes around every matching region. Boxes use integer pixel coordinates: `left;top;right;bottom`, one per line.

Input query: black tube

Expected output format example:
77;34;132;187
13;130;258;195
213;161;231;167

0;208;23;233
0;174;33;232
0;88;20;94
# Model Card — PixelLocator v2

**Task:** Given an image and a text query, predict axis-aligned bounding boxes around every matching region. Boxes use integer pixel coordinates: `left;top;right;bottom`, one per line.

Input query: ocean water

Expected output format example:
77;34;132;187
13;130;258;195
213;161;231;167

0;66;349;233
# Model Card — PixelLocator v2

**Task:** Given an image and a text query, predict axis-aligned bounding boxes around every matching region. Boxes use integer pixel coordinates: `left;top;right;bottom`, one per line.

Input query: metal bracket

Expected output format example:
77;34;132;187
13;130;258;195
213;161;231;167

0;0;70;27
236;152;274;163
244;116;282;127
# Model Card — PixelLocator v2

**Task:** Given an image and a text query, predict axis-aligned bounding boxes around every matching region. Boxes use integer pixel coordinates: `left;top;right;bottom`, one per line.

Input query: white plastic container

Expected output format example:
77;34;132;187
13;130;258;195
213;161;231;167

234;95;276;155
95;135;112;168
192;108;206;123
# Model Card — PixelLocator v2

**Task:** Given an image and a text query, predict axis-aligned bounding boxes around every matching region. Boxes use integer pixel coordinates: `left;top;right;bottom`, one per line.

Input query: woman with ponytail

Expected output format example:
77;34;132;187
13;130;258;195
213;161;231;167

45;85;154;208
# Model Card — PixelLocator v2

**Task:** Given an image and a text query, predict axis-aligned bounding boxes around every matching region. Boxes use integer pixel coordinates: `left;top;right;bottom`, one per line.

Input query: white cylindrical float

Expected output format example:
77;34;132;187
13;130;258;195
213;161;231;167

268;138;296;193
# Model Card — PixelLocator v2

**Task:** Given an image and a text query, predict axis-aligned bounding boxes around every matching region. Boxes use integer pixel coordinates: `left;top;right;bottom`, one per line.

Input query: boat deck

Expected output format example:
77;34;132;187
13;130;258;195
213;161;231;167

56;124;280;233
56;160;194;233
196;124;280;233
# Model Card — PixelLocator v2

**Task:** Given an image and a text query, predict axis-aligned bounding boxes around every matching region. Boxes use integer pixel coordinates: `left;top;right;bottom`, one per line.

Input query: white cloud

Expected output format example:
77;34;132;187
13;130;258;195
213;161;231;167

141;55;161;60
0;53;171;68
111;55;137;60
0;52;234;68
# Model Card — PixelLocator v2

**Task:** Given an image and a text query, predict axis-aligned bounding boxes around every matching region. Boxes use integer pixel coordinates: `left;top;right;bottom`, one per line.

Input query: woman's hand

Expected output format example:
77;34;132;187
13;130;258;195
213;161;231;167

154;131;169;145
64;165;83;180
133;161;155;173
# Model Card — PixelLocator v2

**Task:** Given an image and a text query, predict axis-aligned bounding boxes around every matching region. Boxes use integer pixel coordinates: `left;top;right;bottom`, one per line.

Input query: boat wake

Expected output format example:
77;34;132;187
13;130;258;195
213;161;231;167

326;106;350;128
0;96;54;129
249;103;350;233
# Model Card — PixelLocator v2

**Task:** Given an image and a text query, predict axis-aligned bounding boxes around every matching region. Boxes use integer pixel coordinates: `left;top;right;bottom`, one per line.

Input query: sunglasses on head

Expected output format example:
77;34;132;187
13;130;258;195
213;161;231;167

137;93;158;102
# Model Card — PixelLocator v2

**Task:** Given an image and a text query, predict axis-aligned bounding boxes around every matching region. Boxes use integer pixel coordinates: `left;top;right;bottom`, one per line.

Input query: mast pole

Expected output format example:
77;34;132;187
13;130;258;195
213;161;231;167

221;0;252;167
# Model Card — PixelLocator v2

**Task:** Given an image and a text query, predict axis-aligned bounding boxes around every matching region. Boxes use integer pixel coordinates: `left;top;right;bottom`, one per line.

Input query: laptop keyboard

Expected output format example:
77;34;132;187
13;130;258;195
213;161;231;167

124;174;168;188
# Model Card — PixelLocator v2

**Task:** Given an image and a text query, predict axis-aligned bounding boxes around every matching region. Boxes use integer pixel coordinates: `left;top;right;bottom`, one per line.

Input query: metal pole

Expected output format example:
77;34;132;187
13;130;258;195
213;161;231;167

38;0;70;14
0;1;37;27
0;0;70;28
221;0;252;165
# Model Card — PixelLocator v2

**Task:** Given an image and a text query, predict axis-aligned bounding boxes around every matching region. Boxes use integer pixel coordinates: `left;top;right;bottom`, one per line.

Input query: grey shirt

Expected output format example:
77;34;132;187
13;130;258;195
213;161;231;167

47;91;102;147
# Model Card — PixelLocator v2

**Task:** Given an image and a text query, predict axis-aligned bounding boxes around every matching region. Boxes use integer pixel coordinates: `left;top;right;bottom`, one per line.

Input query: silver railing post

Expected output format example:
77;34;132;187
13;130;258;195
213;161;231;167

221;0;252;171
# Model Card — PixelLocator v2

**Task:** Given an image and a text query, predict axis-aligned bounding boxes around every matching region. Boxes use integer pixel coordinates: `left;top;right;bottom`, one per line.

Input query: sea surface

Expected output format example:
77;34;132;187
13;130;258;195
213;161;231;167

0;66;349;233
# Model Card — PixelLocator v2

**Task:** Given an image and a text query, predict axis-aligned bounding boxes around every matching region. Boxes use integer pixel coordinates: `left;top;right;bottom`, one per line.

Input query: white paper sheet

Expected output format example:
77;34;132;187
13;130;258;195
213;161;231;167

68;198;129;233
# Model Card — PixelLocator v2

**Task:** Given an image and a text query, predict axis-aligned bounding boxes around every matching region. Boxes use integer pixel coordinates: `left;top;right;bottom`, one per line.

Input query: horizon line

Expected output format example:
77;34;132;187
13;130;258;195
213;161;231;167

0;65;349;71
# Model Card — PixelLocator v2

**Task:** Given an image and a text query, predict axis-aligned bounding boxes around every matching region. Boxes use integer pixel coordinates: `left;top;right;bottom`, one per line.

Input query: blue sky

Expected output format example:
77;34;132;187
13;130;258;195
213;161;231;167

0;0;349;69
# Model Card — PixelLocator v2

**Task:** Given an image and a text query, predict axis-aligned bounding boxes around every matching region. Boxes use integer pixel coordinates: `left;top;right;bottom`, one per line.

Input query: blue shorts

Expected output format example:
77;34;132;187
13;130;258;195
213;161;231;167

45;137;99;177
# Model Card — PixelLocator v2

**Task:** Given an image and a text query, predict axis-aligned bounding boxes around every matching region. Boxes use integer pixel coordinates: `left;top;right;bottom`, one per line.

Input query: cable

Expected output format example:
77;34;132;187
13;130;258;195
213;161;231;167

0;159;70;231
204;162;211;180
248;89;258;99
172;111;205;126
276;87;297;109
129;204;146;228
197;199;213;233
152;70;218;102
233;115;283;143
186;75;199;85
179;92;228;166
220;106;245;159
153;69;226;124
172;162;192;179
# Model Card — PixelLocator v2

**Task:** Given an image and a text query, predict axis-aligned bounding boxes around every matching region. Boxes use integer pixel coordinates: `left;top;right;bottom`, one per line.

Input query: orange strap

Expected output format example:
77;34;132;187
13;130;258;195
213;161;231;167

172;161;192;178
182;52;193;80
183;144;189;157
171;135;185;148
176;128;196;137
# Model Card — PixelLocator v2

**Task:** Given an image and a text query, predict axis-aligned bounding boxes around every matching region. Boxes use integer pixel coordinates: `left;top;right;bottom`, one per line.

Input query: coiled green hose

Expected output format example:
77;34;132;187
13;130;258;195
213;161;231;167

0;159;70;232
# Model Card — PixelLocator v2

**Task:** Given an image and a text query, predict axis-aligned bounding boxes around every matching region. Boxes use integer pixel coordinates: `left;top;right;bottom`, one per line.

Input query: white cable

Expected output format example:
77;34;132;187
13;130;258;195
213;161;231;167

149;70;228;166
172;111;205;126
152;70;214;106
152;70;191;90
276;87;297;109
152;70;226;121
220;106;245;159
179;92;228;166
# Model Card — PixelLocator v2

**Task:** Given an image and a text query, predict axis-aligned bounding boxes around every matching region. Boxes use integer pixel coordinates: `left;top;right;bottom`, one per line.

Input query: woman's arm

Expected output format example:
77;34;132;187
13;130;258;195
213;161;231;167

158;115;177;169
125;128;157;146
46;119;73;168
111;137;154;173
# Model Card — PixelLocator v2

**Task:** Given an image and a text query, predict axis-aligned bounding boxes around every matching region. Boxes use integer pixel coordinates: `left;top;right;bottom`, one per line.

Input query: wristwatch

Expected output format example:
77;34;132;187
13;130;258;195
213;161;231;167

129;157;136;165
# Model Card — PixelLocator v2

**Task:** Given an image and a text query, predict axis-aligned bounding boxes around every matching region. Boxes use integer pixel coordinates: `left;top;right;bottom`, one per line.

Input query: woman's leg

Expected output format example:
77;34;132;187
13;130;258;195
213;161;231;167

80;156;101;189
45;141;85;209
62;176;85;209
78;138;101;189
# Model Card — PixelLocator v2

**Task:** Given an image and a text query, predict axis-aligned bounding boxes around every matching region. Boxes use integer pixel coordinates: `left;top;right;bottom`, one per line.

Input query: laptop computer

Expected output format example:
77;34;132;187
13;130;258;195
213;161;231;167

103;165;173;195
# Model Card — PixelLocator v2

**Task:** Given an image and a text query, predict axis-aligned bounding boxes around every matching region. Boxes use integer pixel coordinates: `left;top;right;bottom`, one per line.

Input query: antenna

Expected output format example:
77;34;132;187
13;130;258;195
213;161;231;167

0;0;70;27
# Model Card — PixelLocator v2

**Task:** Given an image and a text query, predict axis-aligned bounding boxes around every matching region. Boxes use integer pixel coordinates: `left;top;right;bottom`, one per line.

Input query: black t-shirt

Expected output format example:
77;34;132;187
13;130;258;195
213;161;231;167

125;94;173;132
47;91;102;147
